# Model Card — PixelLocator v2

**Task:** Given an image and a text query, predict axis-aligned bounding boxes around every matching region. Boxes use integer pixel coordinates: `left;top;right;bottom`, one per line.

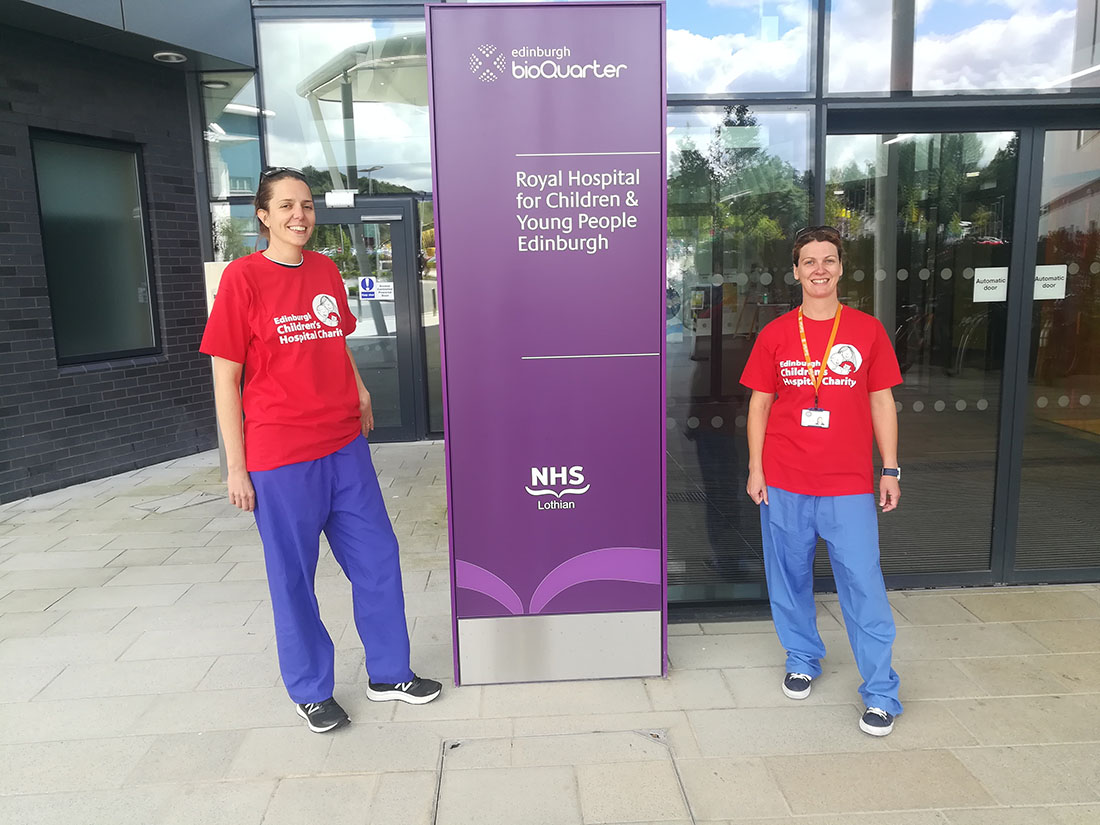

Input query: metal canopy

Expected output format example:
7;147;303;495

295;33;427;107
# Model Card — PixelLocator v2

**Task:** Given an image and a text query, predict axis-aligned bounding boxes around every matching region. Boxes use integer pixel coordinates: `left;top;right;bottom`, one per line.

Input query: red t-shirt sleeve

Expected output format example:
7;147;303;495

199;261;251;363
866;318;903;391
740;324;777;393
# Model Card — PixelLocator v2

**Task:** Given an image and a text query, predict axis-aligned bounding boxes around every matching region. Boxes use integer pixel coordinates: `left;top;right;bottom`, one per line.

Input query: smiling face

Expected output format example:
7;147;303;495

256;177;315;258
794;239;843;300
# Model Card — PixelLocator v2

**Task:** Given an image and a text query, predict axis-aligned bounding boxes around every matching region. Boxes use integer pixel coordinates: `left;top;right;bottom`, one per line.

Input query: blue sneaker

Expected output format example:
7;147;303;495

859;707;894;736
782;672;813;700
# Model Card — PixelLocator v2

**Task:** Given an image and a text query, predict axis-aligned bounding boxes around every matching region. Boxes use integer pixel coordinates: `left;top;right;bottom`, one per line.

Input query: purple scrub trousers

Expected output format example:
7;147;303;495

251;435;414;704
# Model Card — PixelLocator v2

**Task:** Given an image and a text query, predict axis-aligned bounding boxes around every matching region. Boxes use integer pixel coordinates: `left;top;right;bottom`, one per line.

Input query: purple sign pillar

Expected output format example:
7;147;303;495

426;1;666;684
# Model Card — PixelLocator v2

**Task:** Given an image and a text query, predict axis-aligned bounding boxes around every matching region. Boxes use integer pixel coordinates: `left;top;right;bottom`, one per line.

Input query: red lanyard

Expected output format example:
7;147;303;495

797;305;842;406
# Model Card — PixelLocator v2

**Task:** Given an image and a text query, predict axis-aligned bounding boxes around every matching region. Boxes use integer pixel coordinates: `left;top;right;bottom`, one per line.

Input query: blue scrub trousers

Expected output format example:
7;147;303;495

760;486;902;715
251;435;414;704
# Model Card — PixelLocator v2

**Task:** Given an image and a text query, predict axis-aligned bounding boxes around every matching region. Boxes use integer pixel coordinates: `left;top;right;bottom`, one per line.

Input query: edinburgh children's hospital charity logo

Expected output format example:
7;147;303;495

826;343;863;375
469;44;507;82
311;294;341;328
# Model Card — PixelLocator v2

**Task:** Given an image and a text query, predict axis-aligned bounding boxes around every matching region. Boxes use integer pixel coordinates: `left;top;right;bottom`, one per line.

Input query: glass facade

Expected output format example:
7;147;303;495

828;0;1100;94
1016;129;1100;570
666;106;813;601
200;73;263;200
217;1;1100;603
822;131;1017;575
256;17;430;195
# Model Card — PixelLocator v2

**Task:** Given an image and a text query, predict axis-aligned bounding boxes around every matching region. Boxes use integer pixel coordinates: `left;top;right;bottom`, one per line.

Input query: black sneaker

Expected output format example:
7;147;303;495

366;675;442;705
859;707;895;736
295;698;350;733
782;672;813;700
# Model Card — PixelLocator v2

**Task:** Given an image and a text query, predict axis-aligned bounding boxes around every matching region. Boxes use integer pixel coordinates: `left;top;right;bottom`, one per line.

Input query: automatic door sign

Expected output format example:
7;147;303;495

1033;265;1067;300
360;277;395;301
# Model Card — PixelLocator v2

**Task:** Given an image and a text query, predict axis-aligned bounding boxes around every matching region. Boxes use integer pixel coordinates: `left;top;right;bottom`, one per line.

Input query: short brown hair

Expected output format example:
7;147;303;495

254;167;309;239
792;225;844;268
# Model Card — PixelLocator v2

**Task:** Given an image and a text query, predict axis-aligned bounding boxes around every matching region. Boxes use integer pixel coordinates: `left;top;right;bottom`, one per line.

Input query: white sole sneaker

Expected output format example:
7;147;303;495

859;715;894;736
295;704;349;733
781;675;812;700
365;683;442;705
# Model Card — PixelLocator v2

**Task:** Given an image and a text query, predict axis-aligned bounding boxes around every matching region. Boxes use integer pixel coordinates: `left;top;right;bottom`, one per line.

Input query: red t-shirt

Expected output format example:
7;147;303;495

740;306;902;496
200;251;361;472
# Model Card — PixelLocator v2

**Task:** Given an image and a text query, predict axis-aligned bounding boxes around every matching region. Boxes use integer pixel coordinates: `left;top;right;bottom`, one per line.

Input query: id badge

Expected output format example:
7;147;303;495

801;408;830;429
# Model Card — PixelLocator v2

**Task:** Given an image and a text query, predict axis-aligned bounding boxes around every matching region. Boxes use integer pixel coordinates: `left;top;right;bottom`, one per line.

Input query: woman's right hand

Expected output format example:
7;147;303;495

227;467;256;512
746;469;769;506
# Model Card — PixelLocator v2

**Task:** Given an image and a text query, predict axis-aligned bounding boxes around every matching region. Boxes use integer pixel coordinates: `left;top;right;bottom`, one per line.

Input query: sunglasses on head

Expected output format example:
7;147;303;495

794;225;841;240
260;166;305;179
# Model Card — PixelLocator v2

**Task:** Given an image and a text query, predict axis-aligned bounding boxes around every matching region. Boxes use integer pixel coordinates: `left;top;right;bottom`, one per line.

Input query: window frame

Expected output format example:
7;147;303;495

29;129;162;367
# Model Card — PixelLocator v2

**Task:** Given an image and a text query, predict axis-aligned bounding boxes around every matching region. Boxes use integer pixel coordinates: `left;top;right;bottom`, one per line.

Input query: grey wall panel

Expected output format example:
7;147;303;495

122;0;254;67
18;0;122;28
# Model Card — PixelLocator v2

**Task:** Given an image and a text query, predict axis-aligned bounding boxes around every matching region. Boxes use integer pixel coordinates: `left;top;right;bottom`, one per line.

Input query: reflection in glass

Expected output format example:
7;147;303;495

1016;130;1100;570
666;106;812;602
470;0;813;93
200;73;262;199
666;0;811;94
211;202;260;262
257;19;430;195
305;221;401;428
828;0;1099;94
824;131;1018;576
418;200;444;433
31;135;156;363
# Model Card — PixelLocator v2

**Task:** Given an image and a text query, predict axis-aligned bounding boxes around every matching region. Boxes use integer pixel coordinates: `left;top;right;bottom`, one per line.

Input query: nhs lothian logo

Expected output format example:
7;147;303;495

526;466;588;511
469;44;507;83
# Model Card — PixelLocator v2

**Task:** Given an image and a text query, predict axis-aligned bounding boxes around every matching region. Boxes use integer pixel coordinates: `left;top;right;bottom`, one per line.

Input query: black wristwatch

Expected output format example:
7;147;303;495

881;467;901;481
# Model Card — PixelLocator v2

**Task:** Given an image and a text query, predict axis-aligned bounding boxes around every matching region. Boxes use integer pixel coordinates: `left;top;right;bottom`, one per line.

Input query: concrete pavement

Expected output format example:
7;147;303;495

1;443;1099;824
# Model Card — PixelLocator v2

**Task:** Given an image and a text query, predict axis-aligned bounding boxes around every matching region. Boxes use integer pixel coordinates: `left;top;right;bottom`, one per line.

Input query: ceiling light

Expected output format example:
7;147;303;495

202;79;231;90
153;51;188;64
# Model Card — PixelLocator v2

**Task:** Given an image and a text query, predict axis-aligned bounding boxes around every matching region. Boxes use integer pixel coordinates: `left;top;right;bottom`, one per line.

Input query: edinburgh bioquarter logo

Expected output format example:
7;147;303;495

526;465;588;511
469;44;627;83
469;44;507;83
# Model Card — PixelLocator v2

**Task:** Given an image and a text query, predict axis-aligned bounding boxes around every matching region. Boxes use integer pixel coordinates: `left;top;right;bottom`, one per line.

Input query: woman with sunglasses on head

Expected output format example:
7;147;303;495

200;168;441;733
739;226;903;737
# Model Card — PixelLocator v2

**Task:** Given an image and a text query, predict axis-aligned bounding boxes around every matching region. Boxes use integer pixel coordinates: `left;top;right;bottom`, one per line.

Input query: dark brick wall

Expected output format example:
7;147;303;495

0;26;217;503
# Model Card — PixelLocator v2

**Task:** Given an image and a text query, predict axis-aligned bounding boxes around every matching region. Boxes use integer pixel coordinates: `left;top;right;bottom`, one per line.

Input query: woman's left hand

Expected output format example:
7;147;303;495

359;388;374;436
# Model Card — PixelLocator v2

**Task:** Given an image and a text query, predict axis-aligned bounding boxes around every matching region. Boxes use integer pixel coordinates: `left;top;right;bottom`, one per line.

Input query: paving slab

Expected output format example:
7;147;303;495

951;743;1100;805
124;729;248;785
0;786;180;825
769;749;995;813
675;756;790;820
262;775;378;825
436;765;582;825
0;736;155;794
158;780;276;825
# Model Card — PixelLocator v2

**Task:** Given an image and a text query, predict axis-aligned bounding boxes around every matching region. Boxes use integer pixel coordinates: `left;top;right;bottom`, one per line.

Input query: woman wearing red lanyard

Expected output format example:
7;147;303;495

740;226;903;736
200;168;441;733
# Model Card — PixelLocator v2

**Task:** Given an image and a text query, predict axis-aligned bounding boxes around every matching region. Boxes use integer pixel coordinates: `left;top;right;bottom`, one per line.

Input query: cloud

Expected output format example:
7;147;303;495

667;26;809;93
914;10;1077;89
828;0;1080;91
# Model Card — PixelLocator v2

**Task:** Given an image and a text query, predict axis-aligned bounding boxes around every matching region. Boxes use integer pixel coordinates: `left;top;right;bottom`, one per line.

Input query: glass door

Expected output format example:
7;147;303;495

1010;130;1100;579
310;197;425;441
821;131;1020;585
